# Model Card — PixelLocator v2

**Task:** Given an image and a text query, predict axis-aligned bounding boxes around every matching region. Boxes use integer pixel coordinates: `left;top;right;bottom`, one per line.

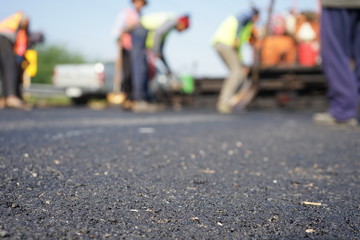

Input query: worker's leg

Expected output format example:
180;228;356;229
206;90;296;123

122;48;133;99
130;27;149;101
16;57;24;99
352;10;360;109
214;43;245;106
0;36;18;98
321;8;358;120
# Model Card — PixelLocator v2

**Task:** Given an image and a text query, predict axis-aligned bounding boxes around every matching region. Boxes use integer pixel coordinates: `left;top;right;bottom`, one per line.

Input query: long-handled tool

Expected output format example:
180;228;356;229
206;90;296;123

107;45;126;105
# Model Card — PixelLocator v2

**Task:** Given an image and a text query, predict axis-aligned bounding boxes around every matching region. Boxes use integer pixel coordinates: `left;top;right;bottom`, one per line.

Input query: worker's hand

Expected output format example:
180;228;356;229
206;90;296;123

234;39;240;49
117;37;122;47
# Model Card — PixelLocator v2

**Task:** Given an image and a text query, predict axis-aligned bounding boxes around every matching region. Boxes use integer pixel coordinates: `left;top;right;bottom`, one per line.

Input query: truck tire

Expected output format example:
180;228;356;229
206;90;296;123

71;96;88;105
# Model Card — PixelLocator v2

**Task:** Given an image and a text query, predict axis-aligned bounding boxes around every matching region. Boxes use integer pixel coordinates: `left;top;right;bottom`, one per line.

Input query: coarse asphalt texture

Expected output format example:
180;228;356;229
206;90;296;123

0;107;359;239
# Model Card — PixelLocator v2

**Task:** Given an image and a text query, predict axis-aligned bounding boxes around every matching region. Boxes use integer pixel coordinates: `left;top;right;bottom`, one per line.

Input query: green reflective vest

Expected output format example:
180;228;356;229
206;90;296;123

212;15;253;47
141;12;176;49
212;15;254;59
240;22;253;46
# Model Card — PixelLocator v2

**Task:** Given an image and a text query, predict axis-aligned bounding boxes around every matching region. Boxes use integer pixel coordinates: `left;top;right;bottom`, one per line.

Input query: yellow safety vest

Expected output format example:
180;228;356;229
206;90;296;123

141;12;176;49
212;15;254;60
212;16;239;47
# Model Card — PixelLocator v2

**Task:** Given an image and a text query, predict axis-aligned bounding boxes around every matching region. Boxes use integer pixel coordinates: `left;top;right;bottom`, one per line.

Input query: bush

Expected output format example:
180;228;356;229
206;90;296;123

32;45;87;84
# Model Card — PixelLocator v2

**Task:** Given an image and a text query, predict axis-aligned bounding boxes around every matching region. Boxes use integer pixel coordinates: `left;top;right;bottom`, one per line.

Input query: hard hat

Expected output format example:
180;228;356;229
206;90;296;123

177;15;190;30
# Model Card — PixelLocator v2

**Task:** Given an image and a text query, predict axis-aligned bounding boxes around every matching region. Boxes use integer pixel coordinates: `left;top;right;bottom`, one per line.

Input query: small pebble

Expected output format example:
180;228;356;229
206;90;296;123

0;231;9;237
11;203;19;208
306;229;315;233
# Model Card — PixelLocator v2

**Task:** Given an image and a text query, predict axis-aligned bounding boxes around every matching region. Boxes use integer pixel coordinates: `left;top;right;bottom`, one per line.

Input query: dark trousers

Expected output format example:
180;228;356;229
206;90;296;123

122;48;132;99
321;8;360;120
130;27;149;101
0;35;18;98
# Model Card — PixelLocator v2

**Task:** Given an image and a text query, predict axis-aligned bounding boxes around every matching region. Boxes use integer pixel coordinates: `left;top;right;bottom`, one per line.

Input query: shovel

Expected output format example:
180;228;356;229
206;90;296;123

107;45;126;105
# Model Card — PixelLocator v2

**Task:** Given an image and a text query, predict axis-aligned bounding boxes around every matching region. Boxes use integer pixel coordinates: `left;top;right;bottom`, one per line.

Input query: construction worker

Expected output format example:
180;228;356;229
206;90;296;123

211;7;259;114
141;13;190;74
113;0;148;108
0;12;31;110
114;0;162;113
313;0;360;127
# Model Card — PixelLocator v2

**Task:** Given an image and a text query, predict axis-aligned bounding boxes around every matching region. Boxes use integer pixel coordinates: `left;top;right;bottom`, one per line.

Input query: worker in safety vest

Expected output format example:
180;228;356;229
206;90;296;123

211;8;259;114
0;12;31;110
141;13;190;74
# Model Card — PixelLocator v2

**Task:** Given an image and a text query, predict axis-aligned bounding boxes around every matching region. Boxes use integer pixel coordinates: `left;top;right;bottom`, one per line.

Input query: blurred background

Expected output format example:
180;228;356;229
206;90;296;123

1;0;318;81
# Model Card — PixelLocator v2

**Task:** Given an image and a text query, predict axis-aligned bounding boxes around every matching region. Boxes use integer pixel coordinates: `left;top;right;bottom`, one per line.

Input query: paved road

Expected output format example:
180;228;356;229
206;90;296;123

0;107;359;239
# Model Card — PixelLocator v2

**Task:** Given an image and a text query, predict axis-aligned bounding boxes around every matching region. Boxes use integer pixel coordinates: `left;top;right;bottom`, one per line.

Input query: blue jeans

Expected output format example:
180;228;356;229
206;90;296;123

321;8;360;120
131;27;149;101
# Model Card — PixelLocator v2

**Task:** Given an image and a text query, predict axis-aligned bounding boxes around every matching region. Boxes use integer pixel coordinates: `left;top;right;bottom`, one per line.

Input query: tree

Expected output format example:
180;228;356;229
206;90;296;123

32;45;87;84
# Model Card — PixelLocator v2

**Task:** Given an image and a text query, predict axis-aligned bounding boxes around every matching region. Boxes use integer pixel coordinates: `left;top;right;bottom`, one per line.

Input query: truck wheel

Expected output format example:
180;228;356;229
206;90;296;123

71;97;88;105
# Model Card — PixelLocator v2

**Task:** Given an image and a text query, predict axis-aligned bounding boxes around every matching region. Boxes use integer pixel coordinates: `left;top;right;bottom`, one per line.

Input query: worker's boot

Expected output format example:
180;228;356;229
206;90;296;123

5;96;32;111
313;112;358;127
0;98;5;109
132;101;166;113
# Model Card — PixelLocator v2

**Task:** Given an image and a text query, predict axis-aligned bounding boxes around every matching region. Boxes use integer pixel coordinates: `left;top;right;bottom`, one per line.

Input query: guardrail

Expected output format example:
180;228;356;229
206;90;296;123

24;84;65;97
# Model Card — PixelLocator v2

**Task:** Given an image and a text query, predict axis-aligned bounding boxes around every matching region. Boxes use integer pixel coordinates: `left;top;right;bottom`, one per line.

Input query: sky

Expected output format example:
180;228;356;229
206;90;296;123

1;0;318;77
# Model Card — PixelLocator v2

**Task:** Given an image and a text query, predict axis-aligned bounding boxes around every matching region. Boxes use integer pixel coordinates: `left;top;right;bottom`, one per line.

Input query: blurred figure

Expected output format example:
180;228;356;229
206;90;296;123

113;0;146;108
211;7;260;114
141;13;190;74
0;12;31;110
313;0;360;127
114;0;161;112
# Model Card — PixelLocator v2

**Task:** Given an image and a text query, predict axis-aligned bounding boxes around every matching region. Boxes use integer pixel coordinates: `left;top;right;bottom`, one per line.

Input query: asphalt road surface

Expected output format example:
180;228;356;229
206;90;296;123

0;107;359;239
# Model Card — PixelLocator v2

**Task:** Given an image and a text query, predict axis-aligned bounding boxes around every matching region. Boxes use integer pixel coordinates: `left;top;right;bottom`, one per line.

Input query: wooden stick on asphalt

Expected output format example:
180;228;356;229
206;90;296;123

113;42;123;93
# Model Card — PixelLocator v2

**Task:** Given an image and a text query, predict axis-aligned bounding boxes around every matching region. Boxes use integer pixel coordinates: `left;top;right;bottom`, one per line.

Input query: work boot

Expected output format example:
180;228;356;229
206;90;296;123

0;98;5;109
5;96;32;111
313;112;358;127
229;80;256;110
121;99;134;111
216;102;232;114
131;101;165;113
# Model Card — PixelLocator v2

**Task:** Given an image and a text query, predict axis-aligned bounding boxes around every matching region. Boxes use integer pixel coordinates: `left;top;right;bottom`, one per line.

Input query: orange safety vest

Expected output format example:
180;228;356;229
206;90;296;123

0;12;29;56
14;29;28;56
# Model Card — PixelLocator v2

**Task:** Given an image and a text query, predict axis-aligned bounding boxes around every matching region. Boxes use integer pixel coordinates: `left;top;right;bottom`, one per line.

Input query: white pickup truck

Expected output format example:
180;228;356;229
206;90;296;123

52;62;115;104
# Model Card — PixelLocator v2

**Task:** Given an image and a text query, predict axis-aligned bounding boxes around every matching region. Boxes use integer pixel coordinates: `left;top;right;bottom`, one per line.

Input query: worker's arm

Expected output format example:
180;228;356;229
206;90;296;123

112;11;126;40
153;19;177;74
112;9;140;40
158;41;171;74
152;19;177;56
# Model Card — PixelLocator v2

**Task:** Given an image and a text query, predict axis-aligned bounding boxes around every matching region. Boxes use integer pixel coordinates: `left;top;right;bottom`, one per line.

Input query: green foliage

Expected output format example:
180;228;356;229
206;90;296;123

32;45;87;84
